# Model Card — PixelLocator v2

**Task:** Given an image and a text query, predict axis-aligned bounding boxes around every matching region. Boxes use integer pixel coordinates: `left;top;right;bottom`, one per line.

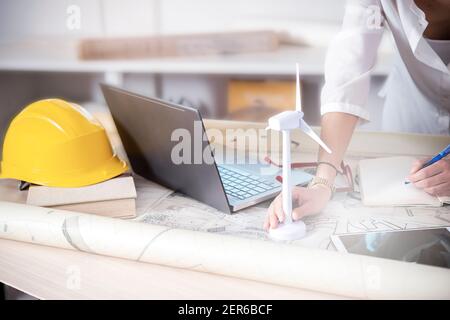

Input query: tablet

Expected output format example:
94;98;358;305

331;227;450;269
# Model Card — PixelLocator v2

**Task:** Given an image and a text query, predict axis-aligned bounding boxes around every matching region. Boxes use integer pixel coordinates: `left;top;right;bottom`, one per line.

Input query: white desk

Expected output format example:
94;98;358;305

1;120;448;300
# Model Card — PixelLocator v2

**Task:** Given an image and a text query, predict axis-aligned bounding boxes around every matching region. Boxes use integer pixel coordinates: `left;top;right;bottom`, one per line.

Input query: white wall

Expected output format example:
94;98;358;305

0;0;105;40
159;0;344;34
0;0;344;41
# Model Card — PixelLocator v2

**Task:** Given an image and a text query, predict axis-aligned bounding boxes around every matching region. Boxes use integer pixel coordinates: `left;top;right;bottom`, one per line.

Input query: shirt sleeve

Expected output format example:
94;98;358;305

320;0;385;123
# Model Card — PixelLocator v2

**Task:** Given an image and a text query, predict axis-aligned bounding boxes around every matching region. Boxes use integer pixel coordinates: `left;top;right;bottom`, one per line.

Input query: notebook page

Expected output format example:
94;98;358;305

358;156;442;207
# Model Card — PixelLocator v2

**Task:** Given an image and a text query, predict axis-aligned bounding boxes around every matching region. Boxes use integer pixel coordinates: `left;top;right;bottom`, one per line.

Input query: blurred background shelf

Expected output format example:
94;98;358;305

0;0;394;156
0;43;392;76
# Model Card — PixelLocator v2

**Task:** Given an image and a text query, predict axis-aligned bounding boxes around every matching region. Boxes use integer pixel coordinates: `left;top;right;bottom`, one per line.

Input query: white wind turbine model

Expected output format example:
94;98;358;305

266;63;332;241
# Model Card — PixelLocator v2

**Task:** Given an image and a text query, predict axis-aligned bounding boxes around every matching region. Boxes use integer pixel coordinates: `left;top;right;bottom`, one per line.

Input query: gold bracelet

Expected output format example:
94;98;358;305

307;176;335;197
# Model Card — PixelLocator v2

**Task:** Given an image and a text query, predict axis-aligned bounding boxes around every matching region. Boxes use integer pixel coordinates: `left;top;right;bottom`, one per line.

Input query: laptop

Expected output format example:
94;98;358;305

101;84;312;213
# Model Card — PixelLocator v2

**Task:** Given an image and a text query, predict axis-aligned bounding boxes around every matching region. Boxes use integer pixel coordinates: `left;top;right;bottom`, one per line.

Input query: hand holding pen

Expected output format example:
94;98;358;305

407;144;450;197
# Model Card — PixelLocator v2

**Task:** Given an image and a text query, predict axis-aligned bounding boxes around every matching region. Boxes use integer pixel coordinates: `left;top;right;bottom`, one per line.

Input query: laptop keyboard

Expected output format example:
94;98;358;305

218;166;280;201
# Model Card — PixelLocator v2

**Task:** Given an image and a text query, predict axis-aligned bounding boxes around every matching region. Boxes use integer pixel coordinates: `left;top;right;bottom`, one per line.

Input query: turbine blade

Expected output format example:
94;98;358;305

300;119;332;154
296;63;301;112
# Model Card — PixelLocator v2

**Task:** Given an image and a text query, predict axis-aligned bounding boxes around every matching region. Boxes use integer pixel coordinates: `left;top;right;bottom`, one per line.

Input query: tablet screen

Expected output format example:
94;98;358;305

332;227;450;269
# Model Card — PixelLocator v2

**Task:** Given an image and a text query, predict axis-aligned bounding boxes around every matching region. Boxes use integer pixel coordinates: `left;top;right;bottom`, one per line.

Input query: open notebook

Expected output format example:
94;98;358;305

358;156;450;207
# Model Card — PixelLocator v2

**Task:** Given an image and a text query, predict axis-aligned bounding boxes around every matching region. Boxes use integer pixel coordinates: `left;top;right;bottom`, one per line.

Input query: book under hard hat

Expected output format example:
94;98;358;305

26;174;137;219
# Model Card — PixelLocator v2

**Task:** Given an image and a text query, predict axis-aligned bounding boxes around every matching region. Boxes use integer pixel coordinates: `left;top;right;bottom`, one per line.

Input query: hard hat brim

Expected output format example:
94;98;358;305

0;155;129;188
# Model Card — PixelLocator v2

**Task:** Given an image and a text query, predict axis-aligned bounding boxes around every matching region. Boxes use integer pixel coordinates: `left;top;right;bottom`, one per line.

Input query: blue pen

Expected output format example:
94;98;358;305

405;143;450;184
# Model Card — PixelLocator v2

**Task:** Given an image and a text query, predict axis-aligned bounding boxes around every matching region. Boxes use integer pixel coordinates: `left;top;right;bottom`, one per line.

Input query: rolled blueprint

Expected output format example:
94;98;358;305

0;201;448;299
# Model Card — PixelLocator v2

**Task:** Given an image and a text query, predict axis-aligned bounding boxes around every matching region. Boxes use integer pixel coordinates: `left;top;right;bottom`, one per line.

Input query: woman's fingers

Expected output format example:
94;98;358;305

273;195;285;224
409;160;450;198
408;161;445;183
265;191;295;230
265;201;275;230
265;186;329;230
409;158;428;175
292;187;310;204
269;207;280;229
265;195;281;230
413;170;449;189
292;201;314;221
292;185;332;220
424;181;450;197
267;194;284;229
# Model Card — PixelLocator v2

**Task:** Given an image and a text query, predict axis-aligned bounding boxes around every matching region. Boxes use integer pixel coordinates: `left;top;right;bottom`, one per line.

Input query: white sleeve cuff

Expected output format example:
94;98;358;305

321;102;371;123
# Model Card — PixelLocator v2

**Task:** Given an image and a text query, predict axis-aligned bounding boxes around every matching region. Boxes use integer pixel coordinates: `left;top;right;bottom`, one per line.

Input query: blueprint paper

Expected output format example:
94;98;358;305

133;176;450;251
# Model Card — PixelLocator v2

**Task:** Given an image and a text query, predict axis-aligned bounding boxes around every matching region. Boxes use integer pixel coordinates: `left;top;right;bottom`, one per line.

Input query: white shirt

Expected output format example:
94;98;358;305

320;0;450;135
426;38;450;65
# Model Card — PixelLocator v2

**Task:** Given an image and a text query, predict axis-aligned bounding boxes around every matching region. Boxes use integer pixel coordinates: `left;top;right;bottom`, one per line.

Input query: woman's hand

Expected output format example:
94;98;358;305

264;184;332;230
408;158;450;197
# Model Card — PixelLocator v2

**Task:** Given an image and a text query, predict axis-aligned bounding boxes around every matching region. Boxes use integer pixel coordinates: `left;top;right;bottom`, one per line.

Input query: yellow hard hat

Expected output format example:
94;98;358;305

0;99;128;187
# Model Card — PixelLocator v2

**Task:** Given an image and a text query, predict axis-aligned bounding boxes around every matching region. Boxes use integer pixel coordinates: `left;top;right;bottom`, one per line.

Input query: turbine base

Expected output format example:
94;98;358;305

269;221;306;241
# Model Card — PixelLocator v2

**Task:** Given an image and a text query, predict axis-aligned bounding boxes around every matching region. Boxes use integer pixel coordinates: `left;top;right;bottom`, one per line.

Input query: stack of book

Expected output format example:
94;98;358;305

26;174;137;219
